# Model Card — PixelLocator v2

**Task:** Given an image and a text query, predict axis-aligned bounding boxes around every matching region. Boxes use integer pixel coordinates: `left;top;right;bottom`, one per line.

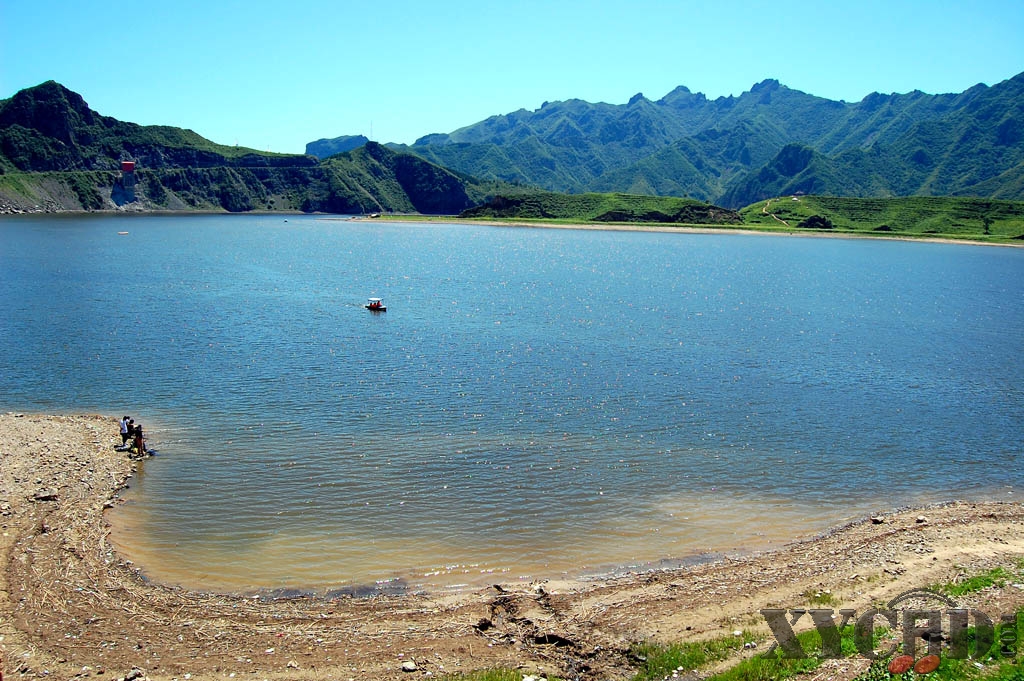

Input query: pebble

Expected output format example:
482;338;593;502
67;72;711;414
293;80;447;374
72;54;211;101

401;660;418;672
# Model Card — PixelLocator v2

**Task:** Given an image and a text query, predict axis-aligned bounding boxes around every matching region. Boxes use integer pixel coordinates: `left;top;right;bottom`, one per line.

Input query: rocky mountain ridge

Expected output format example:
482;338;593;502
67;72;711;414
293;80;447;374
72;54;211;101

365;73;1024;207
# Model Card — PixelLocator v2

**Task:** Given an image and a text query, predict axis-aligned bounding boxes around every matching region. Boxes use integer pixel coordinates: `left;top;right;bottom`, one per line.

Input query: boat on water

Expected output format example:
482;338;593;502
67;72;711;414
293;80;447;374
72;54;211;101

365;297;386;312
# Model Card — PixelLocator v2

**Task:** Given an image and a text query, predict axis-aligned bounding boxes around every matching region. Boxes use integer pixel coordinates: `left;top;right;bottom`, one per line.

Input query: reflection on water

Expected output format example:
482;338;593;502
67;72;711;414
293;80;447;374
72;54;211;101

1;215;1021;592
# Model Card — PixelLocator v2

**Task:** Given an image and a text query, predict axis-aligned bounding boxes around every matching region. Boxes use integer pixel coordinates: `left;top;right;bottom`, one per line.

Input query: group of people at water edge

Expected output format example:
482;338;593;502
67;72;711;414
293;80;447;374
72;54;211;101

118;415;153;459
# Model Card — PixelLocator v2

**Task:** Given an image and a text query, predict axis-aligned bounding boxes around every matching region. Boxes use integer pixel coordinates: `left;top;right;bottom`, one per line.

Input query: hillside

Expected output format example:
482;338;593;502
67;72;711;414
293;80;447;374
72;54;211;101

461;191;741;225
0;146;497;215
455;189;1024;242
301;142;492;214
739;195;1024;241
355;73;1024;208
0;82;500;214
306;135;370;158
0;81;316;172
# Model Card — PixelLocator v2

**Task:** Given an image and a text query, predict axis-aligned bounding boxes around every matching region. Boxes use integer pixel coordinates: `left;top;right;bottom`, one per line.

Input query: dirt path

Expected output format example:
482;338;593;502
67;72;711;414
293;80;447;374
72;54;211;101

761;198;790;226
2;413;1022;680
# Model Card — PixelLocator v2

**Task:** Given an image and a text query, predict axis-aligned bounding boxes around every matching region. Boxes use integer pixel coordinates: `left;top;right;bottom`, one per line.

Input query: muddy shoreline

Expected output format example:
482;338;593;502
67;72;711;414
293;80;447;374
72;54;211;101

2;413;1022;680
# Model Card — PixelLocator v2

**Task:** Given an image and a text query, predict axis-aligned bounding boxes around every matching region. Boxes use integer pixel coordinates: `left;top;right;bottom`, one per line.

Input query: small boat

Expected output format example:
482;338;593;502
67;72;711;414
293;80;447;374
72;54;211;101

365;297;386;312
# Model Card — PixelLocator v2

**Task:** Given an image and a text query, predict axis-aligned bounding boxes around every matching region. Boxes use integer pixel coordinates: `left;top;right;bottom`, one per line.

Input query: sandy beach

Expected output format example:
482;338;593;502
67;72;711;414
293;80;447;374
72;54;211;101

2;412;1022;680
332;216;1024;249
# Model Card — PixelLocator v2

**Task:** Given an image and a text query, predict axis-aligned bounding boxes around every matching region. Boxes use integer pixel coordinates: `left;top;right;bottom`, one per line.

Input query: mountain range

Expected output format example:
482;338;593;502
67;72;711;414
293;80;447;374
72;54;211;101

2;74;1022;217
304;73;1024;208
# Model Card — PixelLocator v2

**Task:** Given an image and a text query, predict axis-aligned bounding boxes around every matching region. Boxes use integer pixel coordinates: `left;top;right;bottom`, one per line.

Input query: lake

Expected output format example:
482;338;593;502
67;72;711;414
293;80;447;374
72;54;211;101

1;214;1021;593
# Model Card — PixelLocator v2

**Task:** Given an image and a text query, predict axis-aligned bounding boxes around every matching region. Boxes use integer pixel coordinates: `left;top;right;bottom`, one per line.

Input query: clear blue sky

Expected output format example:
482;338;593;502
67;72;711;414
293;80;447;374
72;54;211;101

2;0;1022;154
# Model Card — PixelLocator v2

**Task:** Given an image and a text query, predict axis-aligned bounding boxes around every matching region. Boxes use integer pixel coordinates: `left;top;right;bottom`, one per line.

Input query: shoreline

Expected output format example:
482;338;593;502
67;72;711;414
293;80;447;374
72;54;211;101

343;215;1024;249
3;209;1021;248
3;412;1024;680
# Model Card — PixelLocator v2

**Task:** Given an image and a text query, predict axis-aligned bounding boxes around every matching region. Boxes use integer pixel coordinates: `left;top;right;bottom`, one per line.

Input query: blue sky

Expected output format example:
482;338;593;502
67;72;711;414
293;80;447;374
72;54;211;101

2;0;1022;154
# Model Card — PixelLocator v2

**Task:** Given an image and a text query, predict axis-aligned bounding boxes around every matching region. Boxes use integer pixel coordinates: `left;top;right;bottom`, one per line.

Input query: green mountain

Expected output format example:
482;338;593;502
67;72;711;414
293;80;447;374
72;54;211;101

353;73;1024;208
0;82;498;214
306;135;370;158
301;142;492;214
0;81;316;172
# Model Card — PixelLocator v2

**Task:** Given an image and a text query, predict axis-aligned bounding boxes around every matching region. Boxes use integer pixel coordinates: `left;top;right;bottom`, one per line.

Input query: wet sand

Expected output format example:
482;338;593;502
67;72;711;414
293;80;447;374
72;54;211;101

2;412;1022;680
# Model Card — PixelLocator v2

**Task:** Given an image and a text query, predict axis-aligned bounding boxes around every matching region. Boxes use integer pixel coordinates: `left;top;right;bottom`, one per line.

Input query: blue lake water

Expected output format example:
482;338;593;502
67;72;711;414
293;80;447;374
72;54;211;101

1;214;1022;593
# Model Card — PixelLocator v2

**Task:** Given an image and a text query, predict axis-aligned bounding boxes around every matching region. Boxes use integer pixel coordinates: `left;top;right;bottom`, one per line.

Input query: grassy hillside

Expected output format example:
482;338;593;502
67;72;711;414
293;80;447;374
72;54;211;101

0;81;314;172
460;191;741;225
0;144;505;215
0;167;324;212
0;83;511;215
458;190;1024;243
739;195;1024;241
301;142;498;214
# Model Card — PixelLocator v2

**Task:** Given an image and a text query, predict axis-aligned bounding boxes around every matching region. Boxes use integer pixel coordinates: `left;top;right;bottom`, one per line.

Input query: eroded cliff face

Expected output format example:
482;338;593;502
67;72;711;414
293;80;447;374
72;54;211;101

0;159;482;215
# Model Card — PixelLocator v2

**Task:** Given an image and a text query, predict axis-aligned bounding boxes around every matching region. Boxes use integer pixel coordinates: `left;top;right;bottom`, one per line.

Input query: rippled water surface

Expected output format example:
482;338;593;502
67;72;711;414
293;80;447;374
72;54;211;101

2;214;1022;592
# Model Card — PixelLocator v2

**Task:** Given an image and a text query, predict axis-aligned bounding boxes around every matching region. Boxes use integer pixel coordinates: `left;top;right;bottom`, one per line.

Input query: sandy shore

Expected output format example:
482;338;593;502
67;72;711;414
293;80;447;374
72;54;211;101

336;215;1024;248
2;413;1022;680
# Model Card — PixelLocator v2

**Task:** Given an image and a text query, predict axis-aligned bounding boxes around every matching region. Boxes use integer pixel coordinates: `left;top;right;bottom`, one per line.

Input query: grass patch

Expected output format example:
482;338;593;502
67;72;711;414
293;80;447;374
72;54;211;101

629;632;755;680
630;627;860;680
704;655;820;680
849;608;1023;680
701;625;865;681
937;566;1020;598
929;558;1024;601
438;671;546;681
437;671;567;681
802;588;840;607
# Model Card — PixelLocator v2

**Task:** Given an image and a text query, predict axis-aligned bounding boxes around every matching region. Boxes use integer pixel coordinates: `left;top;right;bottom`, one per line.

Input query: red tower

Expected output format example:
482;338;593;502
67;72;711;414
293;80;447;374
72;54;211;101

121;160;136;188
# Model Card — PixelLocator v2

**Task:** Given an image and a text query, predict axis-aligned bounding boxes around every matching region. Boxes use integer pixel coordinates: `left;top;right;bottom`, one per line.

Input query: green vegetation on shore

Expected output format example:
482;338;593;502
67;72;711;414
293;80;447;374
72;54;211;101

459;190;741;225
457;191;1024;243
438;563;1024;681
740;195;1024;242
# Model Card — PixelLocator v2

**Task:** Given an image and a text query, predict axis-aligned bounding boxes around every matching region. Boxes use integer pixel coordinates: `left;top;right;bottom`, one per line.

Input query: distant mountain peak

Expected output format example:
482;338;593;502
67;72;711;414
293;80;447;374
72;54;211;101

0;79;104;143
305;134;369;158
750;78;781;92
658;84;706;108
0;80;317;173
